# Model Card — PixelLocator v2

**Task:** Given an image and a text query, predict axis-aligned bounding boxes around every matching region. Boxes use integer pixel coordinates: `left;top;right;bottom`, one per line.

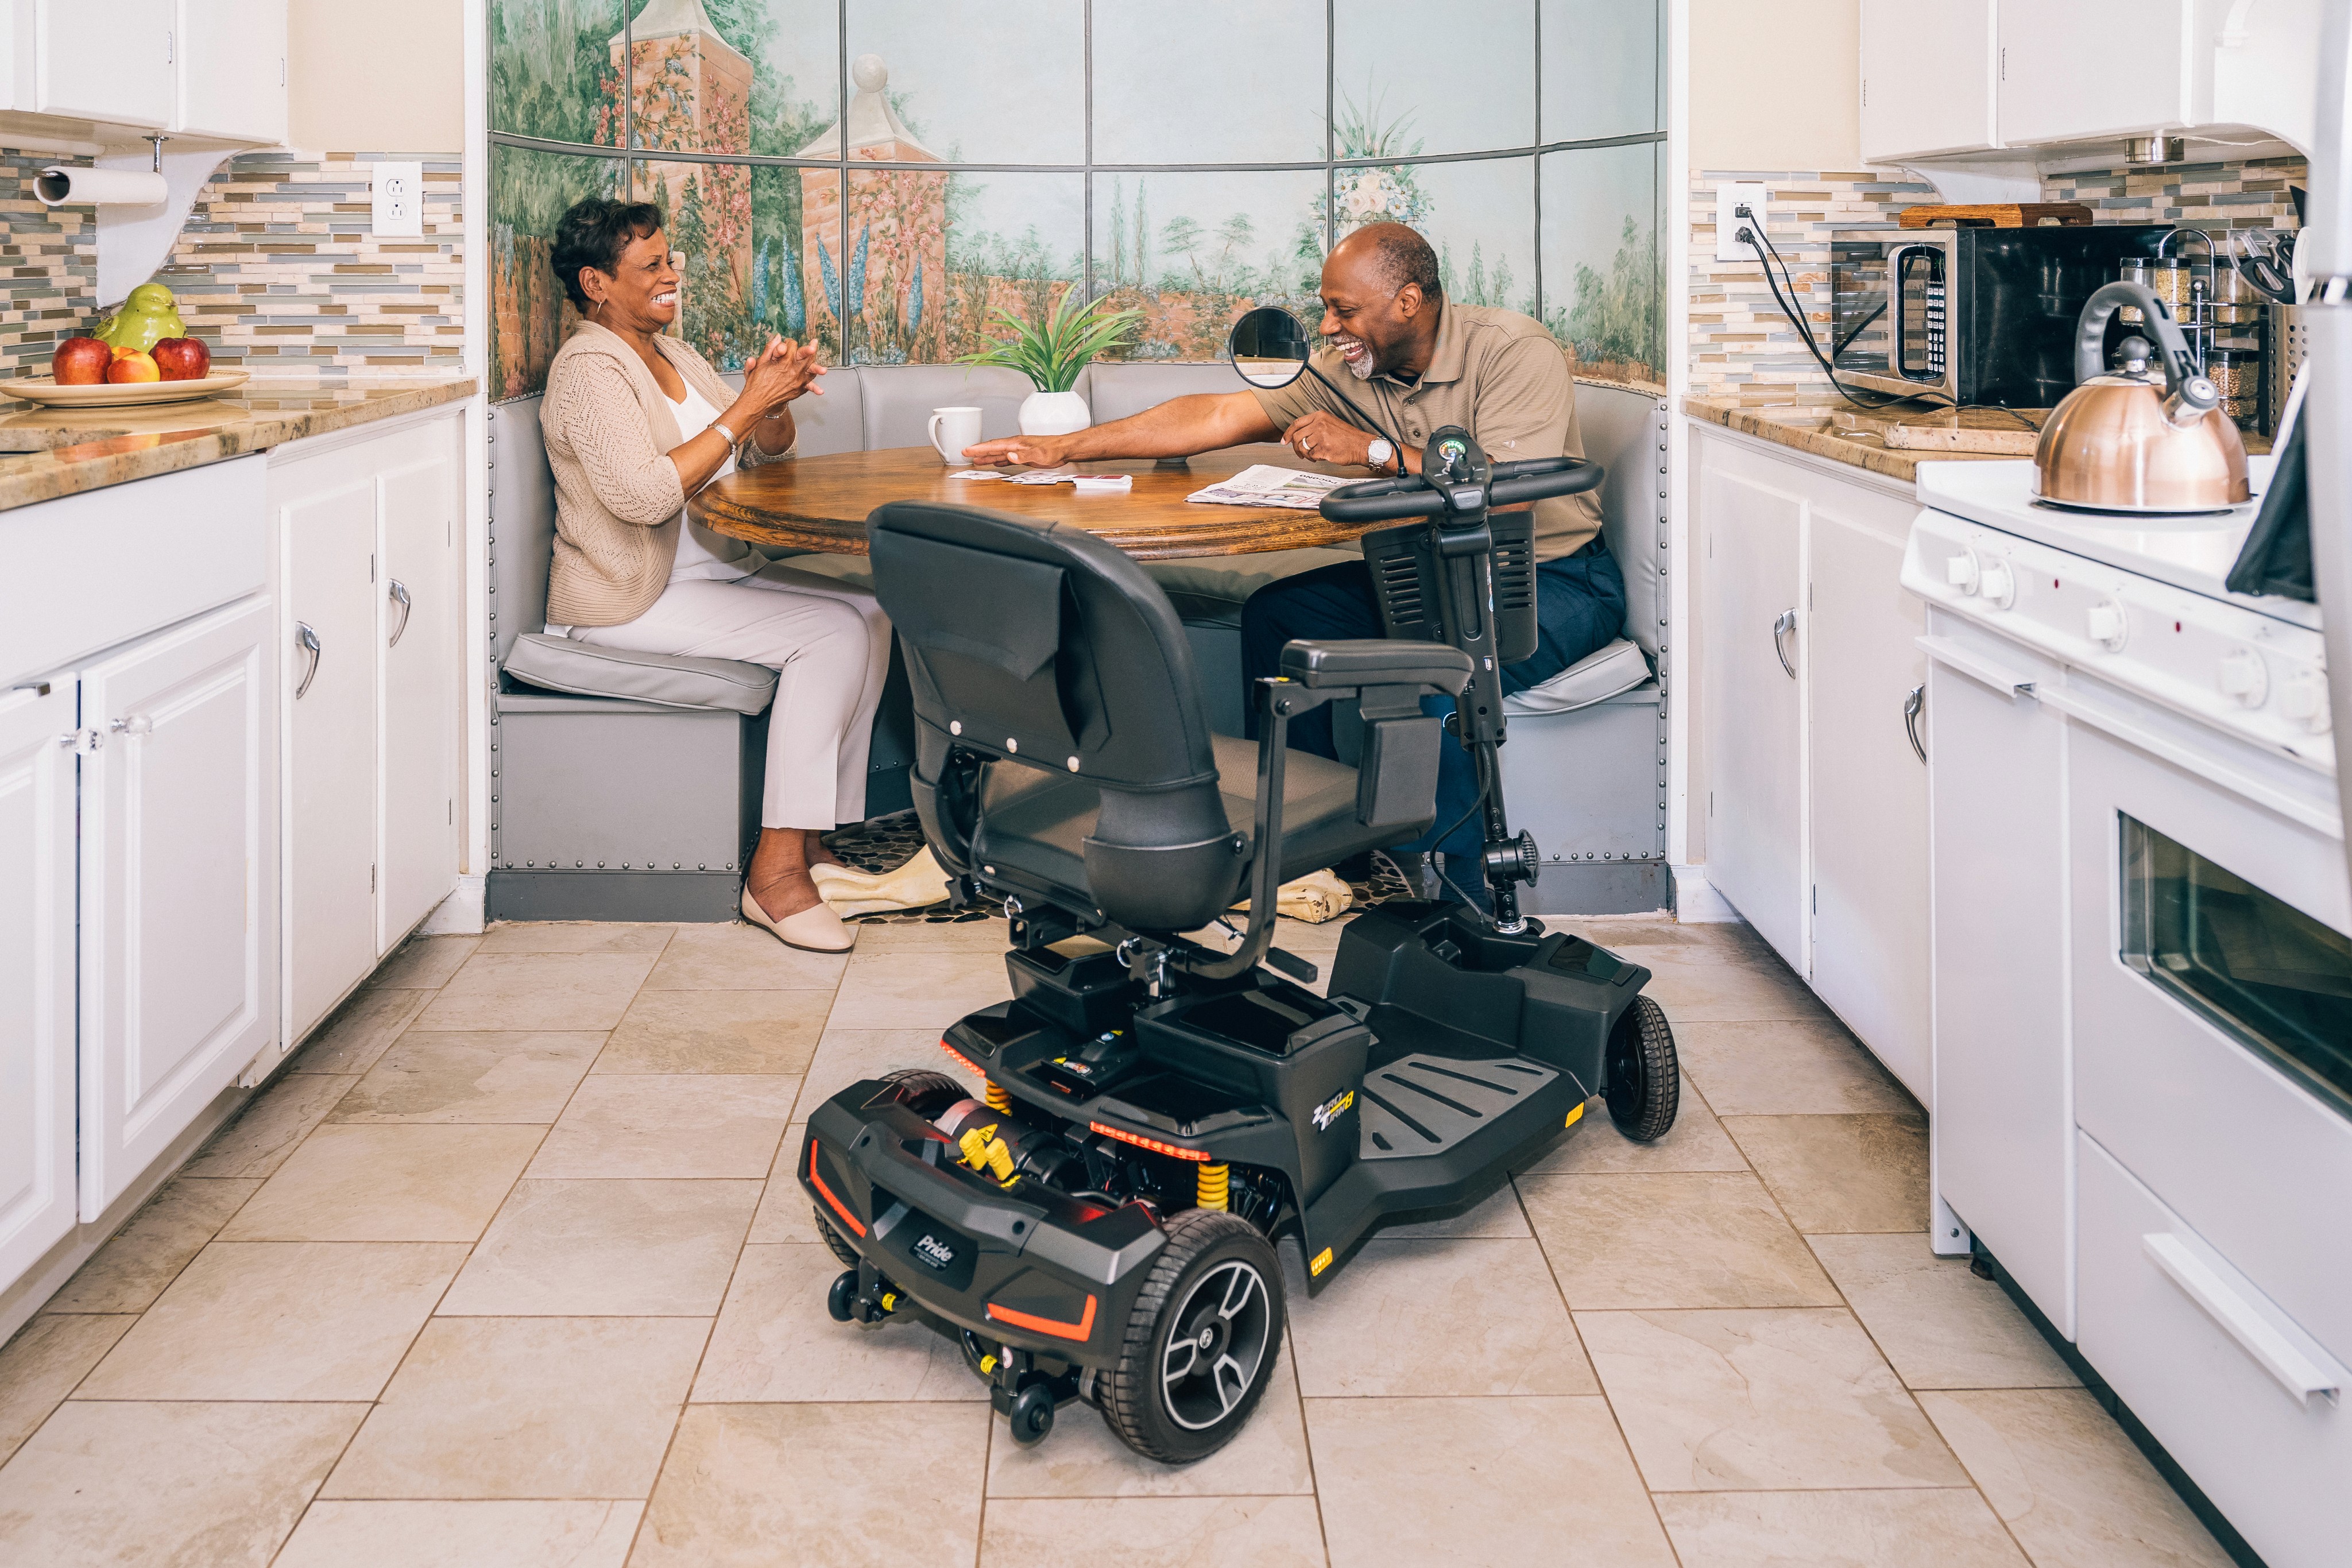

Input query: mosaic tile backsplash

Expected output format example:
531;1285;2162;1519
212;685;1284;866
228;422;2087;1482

0;150;98;377
1688;155;2308;405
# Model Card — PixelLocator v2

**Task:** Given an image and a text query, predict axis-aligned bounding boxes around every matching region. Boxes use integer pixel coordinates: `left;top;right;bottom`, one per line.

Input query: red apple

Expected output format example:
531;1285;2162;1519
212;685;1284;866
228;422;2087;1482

52;336;112;385
152;336;210;381
106;350;161;384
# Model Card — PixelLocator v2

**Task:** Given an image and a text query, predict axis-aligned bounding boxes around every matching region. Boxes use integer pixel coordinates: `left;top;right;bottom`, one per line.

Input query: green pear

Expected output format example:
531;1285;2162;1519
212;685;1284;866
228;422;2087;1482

96;282;185;353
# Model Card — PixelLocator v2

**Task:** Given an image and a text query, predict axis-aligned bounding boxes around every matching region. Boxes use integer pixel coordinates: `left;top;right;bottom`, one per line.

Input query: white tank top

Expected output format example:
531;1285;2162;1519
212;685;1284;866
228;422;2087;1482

666;381;757;584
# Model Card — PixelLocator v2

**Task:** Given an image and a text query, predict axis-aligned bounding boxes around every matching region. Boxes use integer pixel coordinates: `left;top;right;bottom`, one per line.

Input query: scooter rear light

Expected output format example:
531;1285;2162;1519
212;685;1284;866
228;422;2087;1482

940;1037;986;1079
807;1139;865;1236
986;1293;1098;1342
1089;1121;1212;1162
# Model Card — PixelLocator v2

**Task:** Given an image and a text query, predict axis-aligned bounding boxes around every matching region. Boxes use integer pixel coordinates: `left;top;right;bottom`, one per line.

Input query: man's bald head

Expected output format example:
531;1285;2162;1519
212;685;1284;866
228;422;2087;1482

1316;222;1444;381
1328;222;1442;303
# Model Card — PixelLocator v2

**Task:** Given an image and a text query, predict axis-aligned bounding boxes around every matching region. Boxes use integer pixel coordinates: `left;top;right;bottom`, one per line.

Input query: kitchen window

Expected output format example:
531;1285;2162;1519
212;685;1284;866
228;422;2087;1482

2121;815;2352;1119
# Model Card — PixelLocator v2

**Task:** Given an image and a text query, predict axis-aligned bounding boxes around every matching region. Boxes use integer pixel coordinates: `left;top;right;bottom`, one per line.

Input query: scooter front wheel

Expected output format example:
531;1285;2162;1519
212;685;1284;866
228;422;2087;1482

1604;994;1679;1142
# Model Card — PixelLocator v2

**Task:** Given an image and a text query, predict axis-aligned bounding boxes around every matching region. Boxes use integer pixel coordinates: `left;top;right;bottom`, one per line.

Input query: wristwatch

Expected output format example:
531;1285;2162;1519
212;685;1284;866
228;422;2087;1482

1366;438;1395;473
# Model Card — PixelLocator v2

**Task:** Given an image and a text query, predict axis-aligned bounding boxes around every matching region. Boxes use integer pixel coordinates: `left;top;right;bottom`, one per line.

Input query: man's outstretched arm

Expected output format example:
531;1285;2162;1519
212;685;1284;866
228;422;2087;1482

961;390;1282;467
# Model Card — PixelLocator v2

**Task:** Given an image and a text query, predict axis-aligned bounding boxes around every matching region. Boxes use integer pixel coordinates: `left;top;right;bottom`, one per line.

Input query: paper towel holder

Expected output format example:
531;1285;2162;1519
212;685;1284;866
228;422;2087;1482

37;138;171;208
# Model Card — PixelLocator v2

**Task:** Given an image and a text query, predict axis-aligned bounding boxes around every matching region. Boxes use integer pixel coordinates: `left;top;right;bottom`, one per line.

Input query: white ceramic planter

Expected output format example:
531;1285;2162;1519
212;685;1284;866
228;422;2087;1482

1018;389;1090;436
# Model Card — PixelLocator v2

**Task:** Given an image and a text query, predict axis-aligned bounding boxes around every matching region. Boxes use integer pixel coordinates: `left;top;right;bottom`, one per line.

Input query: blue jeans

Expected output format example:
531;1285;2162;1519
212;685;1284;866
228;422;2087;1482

1239;540;1628;860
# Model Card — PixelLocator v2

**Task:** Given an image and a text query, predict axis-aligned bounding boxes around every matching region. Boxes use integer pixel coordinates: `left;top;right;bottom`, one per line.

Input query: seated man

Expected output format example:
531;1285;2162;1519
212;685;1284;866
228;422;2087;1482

965;222;1624;895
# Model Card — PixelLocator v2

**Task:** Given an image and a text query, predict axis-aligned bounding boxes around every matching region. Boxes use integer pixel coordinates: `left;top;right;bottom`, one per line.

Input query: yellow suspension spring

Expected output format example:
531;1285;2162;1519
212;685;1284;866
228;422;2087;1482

1196;1162;1230;1211
984;1079;1012;1114
958;1125;1015;1182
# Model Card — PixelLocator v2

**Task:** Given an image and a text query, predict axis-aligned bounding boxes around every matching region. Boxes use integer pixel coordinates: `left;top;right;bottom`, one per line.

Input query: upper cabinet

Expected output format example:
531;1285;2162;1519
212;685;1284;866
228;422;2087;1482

1862;1;1999;162
2;0;285;144
176;0;287;145
1995;0;2193;147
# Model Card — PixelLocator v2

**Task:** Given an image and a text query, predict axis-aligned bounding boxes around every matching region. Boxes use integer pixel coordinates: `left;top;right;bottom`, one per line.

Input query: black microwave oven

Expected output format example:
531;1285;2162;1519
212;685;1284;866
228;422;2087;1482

1828;224;2175;407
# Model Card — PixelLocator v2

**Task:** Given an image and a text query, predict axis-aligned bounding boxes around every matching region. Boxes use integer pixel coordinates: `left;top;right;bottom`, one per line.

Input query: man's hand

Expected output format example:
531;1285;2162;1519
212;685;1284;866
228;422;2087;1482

1281;411;1378;468
961;433;1075;467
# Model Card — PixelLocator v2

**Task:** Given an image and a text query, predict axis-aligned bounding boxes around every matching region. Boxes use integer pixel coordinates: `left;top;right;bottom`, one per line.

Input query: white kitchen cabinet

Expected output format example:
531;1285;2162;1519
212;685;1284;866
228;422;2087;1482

0;682;78;1288
1701;467;1806;967
175;0;287;144
1997;0;2191;146
1861;0;1999;162
77;594;277;1218
379;454;459;943
14;0;175;127
1806;505;1932;1101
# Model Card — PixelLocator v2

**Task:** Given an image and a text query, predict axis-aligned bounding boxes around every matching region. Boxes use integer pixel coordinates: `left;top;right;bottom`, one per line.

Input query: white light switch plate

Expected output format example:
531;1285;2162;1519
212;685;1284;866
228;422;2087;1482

372;161;425;238
1714;181;1770;263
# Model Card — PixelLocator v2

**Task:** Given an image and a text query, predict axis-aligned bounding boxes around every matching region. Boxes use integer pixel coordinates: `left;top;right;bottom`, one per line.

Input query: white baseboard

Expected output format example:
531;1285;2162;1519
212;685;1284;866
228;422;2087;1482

1670;863;1740;923
419;874;488;936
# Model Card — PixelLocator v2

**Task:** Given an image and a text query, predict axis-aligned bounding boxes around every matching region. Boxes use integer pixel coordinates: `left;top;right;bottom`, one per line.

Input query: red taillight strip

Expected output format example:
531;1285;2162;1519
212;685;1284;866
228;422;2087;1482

940;1037;985;1079
987;1293;1098;1342
807;1140;865;1236
1089;1120;1212;1162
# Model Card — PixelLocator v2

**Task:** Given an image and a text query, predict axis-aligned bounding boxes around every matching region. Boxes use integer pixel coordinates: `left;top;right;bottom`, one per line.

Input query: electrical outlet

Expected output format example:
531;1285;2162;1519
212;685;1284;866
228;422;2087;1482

1714;181;1769;263
372;161;425;238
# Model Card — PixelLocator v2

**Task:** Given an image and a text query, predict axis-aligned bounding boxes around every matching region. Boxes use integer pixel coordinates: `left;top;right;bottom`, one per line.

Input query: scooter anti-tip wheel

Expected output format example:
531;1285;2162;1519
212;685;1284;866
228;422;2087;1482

1097;1210;1284;1465
1604;994;1679;1143
826;1268;859;1323
1008;1382;1057;1446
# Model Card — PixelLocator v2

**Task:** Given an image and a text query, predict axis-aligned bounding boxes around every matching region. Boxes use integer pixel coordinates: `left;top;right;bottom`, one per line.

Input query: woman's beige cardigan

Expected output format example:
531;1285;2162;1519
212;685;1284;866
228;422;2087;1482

539;320;795;628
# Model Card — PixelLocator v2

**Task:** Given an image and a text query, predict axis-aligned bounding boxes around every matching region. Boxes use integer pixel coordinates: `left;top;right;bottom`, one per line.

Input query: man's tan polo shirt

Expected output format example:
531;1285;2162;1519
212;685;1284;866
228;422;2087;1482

1247;300;1604;561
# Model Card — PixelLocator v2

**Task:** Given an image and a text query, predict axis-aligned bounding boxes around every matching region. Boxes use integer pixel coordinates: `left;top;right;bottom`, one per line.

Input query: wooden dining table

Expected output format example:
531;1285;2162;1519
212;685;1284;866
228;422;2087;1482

688;446;1383;560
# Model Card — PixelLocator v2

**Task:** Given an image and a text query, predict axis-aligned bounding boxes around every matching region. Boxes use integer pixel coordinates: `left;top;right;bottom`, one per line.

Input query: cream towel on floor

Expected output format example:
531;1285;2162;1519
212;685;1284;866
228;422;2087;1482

811;846;951;916
1233;868;1355;924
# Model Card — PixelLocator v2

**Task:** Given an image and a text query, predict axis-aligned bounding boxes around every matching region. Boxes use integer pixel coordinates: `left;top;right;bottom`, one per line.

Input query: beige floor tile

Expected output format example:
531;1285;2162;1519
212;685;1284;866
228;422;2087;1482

1723;1113;1931;1234
633;1402;988;1567
1580;917;1772;961
852;916;1011;951
415;951;659;1031
799;1027;986;1105
222;1124;546;1242
1520;1171;1840;1309
1656;1489;2030;1567
1640;954;1831;1022
1920;1389;2234;1568
693;1244;985;1402
643;921;850;989
528;1074;797;1179
825;947;1013;1029
746;1124;821;1244
1677;1019;1919;1116
979;1497;1329;1567
438;1178;760;1316
330;1031;603;1124
179;1073;358;1180
1372;1182;1530;1238
44;1177;258;1313
1284;1238;1595;1396
477;922;675;954
0;1316;136;1465
1577;1307;1968;1492
323;1317;707;1501
593;990;830;1075
274;1500;643;1568
1307;1395;1676;1567
1810;1234;2079;1391
1515;1077;1749;1174
366;935;481;989
988;1349;1312;1498
0;1400;366;1567
290;988;427;1076
77;1241;465;1401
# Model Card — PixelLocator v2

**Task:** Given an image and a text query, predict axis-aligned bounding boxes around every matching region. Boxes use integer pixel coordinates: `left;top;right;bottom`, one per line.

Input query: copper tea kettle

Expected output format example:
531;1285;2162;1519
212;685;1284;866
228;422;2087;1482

2034;281;2249;511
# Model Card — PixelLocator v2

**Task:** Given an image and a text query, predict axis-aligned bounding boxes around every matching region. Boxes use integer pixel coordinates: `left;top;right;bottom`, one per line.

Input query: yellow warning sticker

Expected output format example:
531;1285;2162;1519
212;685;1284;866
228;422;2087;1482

1564;1103;1585;1128
1309;1246;1333;1276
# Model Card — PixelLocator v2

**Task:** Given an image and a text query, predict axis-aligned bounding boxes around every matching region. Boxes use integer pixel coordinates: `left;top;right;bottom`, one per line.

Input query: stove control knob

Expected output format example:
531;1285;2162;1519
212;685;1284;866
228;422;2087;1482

2279;668;2331;732
1945;553;1980;594
1976;559;2016;609
2085;601;2128;651
2216;647;2270;707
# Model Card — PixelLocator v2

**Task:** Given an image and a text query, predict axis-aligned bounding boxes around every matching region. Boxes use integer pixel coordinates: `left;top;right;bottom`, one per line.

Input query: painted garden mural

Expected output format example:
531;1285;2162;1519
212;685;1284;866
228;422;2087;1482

490;0;1665;401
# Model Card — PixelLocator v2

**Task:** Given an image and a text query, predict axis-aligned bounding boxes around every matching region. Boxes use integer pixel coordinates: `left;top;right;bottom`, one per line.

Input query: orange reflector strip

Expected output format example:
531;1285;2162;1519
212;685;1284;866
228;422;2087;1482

807;1140;865;1237
940;1037;986;1079
1564;1102;1584;1129
1089;1121;1212;1162
987;1293;1098;1342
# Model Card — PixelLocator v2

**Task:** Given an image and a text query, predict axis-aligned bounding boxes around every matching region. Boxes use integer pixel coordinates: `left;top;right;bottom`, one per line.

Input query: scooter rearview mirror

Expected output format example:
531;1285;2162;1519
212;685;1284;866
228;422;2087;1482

1228;306;1311;388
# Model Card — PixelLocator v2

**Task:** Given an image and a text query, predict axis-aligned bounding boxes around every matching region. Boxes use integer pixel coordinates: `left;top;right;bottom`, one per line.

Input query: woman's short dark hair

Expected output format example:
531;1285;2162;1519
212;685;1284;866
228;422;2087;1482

550;197;666;310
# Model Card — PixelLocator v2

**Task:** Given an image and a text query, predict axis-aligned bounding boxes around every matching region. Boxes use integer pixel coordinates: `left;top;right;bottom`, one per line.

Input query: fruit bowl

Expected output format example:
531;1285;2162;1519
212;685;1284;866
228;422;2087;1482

0;370;251;408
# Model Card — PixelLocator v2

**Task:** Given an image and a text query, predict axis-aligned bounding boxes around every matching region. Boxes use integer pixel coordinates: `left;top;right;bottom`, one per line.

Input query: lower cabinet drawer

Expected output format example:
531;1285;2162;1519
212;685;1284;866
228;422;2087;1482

2077;1132;2349;1568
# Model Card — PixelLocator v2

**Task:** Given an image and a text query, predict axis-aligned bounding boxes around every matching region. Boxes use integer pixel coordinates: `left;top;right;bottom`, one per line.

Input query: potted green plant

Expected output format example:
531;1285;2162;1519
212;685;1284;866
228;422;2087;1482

961;289;1144;436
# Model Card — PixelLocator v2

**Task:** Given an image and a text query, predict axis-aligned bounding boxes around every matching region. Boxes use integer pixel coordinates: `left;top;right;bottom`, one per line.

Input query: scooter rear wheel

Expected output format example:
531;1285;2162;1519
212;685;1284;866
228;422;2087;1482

1098;1210;1284;1464
814;1210;861;1268
1604;994;1679;1142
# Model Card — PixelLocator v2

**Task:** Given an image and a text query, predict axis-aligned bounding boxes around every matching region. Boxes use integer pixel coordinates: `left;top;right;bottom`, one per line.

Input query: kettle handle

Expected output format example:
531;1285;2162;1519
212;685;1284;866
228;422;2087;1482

2074;282;2215;418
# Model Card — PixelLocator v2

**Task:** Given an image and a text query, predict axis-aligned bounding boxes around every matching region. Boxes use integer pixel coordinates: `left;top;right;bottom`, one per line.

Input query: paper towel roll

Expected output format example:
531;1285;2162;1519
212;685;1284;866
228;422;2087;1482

36;167;168;208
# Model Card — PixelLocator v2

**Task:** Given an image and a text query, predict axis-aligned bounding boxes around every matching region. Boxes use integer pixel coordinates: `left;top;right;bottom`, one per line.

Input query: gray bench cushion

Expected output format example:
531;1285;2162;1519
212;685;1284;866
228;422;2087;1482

1144;547;1357;626
1503;637;1653;716
504;632;777;715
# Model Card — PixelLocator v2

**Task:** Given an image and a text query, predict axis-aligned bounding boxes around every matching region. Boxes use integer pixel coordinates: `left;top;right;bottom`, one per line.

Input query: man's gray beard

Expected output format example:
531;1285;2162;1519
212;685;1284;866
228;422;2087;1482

1341;347;1376;381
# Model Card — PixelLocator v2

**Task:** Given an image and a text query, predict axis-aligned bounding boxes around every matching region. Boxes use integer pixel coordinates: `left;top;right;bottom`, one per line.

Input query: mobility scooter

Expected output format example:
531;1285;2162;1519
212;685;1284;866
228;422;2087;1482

798;310;1679;1461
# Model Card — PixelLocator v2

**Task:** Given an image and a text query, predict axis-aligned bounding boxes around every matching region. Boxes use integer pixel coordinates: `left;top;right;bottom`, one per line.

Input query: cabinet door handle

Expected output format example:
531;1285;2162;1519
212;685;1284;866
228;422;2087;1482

388;579;413;648
107;714;152;737
2142;1233;2343;1406
1903;684;1926;763
1772;609;1798;679
295;621;322;699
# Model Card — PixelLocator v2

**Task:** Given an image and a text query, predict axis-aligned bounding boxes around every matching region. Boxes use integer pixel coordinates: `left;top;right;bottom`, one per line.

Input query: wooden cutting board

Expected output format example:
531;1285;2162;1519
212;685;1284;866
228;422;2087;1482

1897;203;2094;229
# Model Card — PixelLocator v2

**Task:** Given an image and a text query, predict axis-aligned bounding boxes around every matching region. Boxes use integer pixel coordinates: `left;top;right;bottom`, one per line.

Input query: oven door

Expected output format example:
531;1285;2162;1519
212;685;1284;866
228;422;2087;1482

1831;233;1955;400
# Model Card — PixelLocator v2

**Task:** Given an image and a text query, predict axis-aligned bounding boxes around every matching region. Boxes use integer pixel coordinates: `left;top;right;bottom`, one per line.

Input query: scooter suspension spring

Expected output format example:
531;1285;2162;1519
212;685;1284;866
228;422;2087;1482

1195;1162;1230;1211
984;1079;1012;1114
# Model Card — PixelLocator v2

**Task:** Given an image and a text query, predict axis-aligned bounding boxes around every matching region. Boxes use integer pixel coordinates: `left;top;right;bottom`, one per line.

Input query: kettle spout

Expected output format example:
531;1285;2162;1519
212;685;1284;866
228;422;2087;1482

2163;373;2221;429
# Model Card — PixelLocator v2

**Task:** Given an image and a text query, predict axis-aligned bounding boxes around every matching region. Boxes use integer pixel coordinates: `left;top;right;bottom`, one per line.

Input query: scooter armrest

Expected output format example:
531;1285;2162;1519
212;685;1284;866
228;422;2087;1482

1278;638;1471;696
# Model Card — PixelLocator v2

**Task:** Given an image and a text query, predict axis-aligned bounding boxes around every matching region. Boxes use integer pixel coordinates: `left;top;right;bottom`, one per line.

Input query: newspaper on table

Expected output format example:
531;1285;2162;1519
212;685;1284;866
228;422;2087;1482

1186;464;1355;510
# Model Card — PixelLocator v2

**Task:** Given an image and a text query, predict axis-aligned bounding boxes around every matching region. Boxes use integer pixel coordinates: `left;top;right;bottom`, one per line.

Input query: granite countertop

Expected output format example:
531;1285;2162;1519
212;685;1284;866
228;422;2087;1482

0;378;477;512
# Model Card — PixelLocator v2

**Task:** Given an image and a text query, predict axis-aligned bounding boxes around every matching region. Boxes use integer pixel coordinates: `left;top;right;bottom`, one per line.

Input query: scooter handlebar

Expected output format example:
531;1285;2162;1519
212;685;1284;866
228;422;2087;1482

1318;458;1606;522
1488;456;1604;506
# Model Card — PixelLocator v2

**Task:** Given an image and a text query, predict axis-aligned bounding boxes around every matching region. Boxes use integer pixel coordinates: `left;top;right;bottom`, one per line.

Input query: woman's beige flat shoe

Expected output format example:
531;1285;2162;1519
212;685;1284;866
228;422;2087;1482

741;884;856;952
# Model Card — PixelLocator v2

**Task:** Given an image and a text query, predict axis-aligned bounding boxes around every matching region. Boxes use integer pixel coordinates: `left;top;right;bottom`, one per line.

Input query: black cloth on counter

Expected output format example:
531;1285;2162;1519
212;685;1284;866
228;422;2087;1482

2227;415;2314;603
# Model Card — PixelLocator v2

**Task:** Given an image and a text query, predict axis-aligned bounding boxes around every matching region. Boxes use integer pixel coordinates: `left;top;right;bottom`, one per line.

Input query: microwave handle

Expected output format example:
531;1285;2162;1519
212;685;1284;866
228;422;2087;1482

1891;243;1941;369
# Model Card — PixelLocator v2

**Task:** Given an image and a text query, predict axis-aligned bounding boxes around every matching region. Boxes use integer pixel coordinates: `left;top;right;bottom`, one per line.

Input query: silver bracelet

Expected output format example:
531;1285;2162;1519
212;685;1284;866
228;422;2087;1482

709;419;740;447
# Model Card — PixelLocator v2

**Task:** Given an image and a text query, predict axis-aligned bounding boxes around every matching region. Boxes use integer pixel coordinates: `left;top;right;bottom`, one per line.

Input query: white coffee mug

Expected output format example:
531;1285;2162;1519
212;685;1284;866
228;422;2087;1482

928;405;984;464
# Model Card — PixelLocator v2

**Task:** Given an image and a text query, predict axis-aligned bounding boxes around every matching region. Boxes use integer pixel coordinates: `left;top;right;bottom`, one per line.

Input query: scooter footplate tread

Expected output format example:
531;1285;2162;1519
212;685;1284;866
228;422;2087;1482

1357;1054;1558;1160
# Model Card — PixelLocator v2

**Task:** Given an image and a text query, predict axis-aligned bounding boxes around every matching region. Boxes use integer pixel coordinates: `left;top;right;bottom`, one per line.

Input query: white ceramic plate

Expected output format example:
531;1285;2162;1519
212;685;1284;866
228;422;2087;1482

0;370;251;408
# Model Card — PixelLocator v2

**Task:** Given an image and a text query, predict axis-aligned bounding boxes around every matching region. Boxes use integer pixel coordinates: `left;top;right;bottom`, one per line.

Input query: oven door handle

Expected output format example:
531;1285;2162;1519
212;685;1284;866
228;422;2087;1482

2033;683;2343;840
2142;1232;2346;1406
